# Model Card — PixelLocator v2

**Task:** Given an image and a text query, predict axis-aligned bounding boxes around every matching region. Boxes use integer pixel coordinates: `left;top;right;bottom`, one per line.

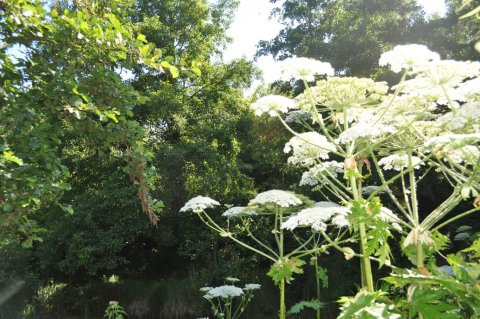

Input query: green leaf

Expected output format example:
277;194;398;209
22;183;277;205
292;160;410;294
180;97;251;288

287;299;324;315
106;13;122;30
136;33;147;43
191;67;201;76
72;87;89;103
2;203;14;213
3;151;23;165
168;65;179;78
59;204;74;215
267;257;305;285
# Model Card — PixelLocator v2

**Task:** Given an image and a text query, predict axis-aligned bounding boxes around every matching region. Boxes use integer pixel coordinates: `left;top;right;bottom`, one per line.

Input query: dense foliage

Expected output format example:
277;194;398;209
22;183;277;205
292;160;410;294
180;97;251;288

1;0;479;318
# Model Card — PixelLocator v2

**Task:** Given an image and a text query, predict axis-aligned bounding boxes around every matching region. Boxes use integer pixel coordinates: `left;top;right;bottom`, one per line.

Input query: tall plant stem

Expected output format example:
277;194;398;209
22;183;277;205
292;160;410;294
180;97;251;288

350;174;374;292
278;266;286;319
314;255;321;319
407;150;423;267
278;208;286;319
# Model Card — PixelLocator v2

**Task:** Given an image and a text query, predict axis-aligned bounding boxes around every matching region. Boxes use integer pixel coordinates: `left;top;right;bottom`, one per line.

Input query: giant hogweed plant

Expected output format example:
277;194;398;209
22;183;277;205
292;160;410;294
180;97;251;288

181;192;338;319
182;44;480;318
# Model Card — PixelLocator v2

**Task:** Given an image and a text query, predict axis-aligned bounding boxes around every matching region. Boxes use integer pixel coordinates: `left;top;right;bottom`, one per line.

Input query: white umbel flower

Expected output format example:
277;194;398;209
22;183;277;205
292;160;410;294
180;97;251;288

222;206;257;218
445;145;479;164
204;285;244;299
337;123;396;144
180;196;220;213
424;133;480;149
249;190;302;208
282;202;350;232
378;154;423;171
251;95;297;117
243;283;261;290
299;161;344;187
414;60;480;88
284;132;336;166
379;44;440;73
437;102;480;131
280;57;334;81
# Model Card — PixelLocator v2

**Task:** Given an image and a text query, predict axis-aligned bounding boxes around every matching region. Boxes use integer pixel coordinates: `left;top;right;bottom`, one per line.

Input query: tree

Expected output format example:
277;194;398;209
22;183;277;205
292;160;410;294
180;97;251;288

258;0;479;78
258;0;426;76
0;0;174;245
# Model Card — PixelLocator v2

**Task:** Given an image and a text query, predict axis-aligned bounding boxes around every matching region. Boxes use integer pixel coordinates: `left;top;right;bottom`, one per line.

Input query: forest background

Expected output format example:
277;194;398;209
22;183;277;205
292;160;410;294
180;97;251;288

0;0;479;318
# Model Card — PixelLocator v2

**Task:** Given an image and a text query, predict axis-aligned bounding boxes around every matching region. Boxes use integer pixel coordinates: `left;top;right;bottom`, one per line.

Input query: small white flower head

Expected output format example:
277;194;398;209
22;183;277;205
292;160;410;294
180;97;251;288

437;102;480;132
200;287;214;293
414;60;480;88
377;154;423;171
424;133;480;164
251;95;297;117
180;196;220;213
308;77;388;111
222;206;257;218
284;132;336;166
279;57;334;81
379;44;440;73
249;190;303;208
243;283;261;291
204;285;244;300
225;277;240;283
282;202;350;232
446;145;479;164
337;123;396;144
424;133;480;149
299;161;344;187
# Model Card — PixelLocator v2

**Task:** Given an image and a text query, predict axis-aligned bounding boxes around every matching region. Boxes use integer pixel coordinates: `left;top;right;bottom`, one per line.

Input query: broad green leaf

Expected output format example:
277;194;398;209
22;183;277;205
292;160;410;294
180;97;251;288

3;151;23;165
136;33;147;43
287;299;324;315
168;65;179;78
267;257;305;285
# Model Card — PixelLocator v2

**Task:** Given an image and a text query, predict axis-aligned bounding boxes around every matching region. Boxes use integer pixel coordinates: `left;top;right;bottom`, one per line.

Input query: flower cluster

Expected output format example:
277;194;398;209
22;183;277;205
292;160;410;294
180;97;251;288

222;206;257;218
299;161;344;188
284;132;336;166
279;57;334;81
379;44;440;73
282;202;350;232
295;77;388;111
251;95;297;117
243;283;261;291
377;154;424;171
249;190;303;208
337;122;396;144
203;285;244;300
180;196;220;213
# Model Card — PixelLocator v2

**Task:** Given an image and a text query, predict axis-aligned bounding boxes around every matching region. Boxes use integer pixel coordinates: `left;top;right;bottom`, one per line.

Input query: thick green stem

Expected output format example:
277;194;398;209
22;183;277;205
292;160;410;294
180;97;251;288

278;209;286;319
358;222;374;292
280;279;286;319
349;174;374;293
314;255;321;319
407;150;423;267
